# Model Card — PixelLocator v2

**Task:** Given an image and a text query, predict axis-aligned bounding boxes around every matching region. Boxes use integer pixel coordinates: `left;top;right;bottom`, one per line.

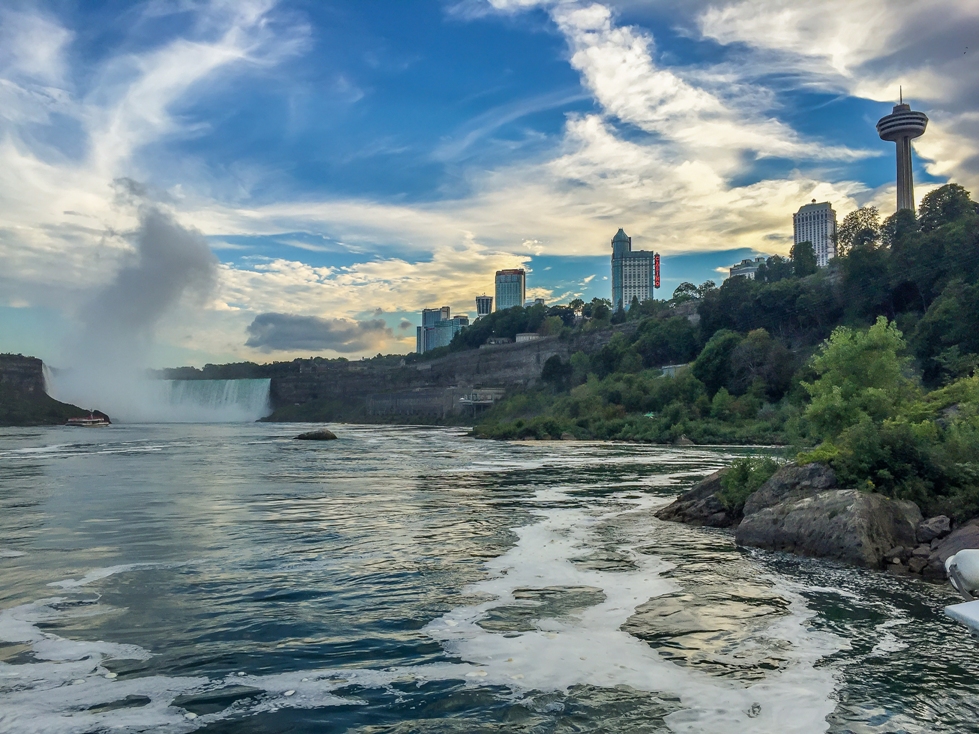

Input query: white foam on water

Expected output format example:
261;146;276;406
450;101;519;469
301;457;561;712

424;488;846;734
0;549;26;558
47;563;162;590
0;485;849;733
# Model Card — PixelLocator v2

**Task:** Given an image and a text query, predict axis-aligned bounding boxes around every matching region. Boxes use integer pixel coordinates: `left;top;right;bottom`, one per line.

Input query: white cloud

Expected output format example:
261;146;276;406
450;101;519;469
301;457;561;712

3;0;977;365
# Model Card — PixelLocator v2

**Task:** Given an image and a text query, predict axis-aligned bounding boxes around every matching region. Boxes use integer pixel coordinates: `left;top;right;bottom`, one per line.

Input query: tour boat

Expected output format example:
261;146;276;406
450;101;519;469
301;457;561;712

66;413;111;427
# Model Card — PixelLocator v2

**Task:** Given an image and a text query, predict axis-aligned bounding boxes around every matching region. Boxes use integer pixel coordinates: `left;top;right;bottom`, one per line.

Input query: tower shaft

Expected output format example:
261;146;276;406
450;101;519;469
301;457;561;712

896;136;915;212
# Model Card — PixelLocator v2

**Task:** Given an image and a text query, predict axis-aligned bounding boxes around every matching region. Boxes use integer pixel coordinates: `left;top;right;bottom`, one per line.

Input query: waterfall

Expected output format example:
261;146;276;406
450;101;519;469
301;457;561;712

157;379;272;423
47;372;272;423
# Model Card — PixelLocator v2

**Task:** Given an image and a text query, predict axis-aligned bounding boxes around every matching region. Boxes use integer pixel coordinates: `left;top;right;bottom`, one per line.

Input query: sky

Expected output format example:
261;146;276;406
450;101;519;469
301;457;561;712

1;0;977;367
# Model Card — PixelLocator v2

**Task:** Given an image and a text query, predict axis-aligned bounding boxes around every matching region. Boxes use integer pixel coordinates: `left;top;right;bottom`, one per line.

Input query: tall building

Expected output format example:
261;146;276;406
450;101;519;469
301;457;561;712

876;93;928;212
610;228;657;310
475;295;493;319
495;269;526;311
793;200;838;268
416;306;467;354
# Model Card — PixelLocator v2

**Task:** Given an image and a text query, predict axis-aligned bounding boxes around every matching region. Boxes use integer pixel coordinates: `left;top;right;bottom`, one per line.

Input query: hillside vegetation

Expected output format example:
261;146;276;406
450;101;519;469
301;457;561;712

473;183;979;518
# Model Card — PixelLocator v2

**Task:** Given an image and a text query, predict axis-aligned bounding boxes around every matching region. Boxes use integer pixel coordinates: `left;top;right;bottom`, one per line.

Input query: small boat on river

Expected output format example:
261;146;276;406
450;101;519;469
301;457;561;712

66;413;111;427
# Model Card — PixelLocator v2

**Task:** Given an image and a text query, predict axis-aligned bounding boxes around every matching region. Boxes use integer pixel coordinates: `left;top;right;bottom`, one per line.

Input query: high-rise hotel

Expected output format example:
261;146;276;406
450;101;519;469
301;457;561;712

494;269;526;311
416;306;468;354
610;228;657;310
793;200;837;268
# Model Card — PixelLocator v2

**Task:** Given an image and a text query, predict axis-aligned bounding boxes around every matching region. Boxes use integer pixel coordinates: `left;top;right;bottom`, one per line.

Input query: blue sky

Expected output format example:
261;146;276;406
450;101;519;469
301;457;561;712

1;0;977;366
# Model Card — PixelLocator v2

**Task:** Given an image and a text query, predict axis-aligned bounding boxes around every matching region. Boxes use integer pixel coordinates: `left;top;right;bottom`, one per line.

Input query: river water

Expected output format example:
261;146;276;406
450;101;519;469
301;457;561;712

0;424;976;733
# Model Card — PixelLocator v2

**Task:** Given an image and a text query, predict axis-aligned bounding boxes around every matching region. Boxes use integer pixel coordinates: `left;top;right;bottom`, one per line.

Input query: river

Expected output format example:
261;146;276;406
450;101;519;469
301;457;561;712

0;424;976;733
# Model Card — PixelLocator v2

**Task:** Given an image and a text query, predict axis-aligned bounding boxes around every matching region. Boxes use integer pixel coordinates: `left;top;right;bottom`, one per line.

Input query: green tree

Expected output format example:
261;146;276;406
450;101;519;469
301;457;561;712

918;183;977;233
697;280;717;299
672;282;698;300
791;240;817;277
756;255;793;283
836;207;881;255
692;329;743;397
803;316;920;440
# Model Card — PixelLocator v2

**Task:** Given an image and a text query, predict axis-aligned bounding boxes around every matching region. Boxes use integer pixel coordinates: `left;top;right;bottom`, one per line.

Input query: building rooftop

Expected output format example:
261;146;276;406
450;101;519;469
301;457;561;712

612;228;630;243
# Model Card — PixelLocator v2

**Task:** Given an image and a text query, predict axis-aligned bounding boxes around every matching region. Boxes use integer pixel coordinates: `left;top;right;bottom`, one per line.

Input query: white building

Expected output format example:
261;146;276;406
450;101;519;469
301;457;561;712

610;228;657;310
729;256;766;280
793;200;838;268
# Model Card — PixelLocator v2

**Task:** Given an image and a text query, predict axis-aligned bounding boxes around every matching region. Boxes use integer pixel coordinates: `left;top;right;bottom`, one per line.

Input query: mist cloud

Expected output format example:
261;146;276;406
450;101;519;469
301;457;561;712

245;313;394;353
80;203;217;345
49;191;219;420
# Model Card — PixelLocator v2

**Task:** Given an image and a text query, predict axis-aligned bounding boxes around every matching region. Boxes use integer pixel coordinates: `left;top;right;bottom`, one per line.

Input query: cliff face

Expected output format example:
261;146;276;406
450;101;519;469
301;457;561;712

265;323;638;422
0;354;89;426
0;354;47;398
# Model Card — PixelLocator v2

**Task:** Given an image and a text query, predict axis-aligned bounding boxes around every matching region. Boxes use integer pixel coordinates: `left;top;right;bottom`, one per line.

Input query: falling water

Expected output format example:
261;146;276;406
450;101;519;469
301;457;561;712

154;379;272;423
47;371;272;423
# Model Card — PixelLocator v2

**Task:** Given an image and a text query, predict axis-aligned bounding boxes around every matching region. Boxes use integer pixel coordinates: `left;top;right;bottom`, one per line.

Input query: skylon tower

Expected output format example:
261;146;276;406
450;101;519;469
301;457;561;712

876;90;928;212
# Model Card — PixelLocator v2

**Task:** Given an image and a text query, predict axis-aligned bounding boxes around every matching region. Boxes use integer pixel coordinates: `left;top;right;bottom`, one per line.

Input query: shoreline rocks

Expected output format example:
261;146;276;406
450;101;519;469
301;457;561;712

736;489;921;568
654;470;737;528
657;462;979;579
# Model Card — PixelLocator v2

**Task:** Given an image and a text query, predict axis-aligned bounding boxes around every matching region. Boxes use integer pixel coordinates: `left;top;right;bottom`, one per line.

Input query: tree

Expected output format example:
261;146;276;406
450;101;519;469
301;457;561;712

692;329;744;397
728;328;796;400
791;240;818;277
836;207;881;255
803;316;919;440
672;282;698;300
541;354;573;389
756;255;792;283
697;280;717;299
918;183;977;233
539;315;565;336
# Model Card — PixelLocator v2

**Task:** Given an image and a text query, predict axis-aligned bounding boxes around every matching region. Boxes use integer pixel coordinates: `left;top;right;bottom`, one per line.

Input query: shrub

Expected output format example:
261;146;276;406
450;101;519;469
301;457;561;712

718;457;780;512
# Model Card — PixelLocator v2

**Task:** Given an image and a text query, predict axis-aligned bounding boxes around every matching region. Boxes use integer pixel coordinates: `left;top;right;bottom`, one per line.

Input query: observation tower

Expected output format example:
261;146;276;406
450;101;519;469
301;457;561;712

876;90;928;212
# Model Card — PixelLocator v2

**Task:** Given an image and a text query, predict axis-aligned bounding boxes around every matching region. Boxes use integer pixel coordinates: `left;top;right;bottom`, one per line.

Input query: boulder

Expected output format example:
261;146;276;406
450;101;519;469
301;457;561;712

736;489;922;568
916;515;951;543
560;432;576;441
295;428;337;441
742;463;837;517
655;470;738;528
923;521;979;579
673;435;695;446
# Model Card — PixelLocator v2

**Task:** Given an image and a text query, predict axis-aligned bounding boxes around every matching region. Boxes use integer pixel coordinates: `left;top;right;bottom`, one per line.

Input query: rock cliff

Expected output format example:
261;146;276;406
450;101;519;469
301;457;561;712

0;354;90;426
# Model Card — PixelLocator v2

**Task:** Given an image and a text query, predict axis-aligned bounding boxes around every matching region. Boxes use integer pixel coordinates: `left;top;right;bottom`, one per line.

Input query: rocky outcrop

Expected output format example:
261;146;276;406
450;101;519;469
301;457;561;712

736;489;922;568
917;515;951;543
295;428;337;441
742;463;837;516
916;521;979;579
0;353;91;427
654;470;738;528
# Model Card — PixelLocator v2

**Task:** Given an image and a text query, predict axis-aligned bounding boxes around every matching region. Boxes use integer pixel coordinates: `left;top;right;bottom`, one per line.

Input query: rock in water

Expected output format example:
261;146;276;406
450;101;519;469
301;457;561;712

742;463;837;516
736;489;921;568
295;428;337;441
654;469;738;528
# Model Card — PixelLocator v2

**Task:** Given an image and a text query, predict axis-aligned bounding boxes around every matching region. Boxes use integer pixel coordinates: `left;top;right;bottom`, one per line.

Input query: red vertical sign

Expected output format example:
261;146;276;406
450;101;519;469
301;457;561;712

654;253;660;289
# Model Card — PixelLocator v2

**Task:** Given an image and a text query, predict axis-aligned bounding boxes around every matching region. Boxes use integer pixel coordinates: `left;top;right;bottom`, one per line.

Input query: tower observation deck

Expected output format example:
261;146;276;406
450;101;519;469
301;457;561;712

876;94;928;212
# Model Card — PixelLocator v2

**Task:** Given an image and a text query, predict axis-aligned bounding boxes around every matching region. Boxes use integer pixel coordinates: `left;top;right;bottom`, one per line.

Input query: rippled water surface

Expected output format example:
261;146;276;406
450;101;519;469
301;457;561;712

1;424;977;733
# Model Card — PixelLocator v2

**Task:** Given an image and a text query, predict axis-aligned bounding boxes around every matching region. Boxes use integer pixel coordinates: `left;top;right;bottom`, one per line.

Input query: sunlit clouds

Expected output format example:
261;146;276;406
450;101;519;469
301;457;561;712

0;0;975;363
